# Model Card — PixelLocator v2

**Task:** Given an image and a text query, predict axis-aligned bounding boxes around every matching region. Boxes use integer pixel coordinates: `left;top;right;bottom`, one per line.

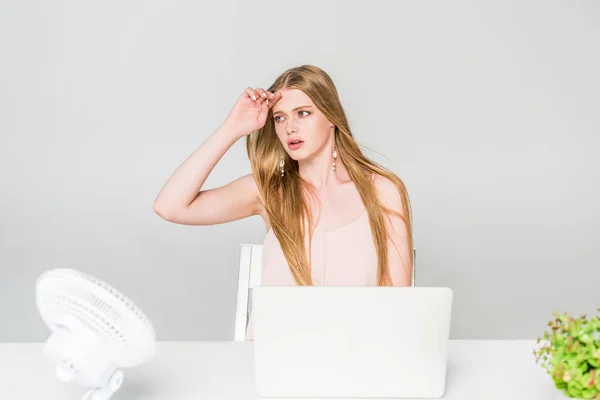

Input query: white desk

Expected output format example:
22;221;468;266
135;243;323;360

0;340;557;399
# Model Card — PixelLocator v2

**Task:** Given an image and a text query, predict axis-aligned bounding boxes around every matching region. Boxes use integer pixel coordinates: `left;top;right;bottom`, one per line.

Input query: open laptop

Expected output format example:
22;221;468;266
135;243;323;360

251;286;453;399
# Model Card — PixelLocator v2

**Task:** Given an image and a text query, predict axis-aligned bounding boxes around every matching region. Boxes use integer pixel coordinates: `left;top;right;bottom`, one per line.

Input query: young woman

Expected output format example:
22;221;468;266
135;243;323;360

153;65;414;340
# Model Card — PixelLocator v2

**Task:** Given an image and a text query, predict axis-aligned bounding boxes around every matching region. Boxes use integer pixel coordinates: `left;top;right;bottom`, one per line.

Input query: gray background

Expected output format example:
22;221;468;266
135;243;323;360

1;0;599;342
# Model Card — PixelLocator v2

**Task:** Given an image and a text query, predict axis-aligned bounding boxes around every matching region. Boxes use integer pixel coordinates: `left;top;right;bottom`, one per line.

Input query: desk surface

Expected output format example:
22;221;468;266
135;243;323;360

0;340;557;400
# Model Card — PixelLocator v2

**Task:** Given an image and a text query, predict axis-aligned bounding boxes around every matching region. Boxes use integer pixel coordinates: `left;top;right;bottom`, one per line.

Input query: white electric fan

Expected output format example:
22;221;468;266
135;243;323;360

35;268;156;400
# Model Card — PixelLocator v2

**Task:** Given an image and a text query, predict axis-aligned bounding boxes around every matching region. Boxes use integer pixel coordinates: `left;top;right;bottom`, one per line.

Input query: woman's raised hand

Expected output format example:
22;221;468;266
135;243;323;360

223;86;282;139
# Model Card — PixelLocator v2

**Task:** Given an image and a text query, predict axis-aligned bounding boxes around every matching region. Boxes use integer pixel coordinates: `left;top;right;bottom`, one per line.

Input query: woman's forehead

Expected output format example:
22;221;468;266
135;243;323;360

273;89;314;113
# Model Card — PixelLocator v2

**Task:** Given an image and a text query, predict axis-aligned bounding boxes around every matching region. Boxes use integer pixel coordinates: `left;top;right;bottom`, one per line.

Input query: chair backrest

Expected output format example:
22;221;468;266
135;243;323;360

234;244;263;341
233;244;416;341
412;248;416;287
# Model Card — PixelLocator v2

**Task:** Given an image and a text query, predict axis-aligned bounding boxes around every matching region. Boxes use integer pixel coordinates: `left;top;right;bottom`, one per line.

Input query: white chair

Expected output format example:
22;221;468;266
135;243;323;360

233;244;417;341
233;244;263;341
412;248;416;287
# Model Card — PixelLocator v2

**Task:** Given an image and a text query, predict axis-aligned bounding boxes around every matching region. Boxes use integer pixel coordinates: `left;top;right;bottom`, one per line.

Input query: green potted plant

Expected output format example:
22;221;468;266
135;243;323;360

534;309;600;399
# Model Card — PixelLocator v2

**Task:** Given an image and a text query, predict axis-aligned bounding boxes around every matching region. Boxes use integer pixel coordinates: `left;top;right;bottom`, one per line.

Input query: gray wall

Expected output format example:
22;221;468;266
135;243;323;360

1;0;599;342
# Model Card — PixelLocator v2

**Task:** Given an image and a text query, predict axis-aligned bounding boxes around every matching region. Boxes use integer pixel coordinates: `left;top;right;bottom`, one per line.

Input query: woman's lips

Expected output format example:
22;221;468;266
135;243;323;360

288;140;304;150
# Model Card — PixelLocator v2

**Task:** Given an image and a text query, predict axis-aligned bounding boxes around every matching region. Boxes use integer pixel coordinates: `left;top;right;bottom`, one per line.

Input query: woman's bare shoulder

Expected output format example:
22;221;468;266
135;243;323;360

372;173;406;214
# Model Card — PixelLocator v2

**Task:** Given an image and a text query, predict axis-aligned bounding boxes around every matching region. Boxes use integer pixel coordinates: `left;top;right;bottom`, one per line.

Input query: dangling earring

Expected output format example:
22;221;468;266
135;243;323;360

279;154;285;177
332;147;338;171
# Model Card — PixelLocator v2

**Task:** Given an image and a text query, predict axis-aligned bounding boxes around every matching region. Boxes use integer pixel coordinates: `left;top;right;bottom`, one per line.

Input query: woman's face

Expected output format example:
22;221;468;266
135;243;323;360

271;88;334;161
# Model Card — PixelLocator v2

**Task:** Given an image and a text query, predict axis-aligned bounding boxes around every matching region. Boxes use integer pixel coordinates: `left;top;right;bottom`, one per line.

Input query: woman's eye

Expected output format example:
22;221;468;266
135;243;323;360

274;111;309;122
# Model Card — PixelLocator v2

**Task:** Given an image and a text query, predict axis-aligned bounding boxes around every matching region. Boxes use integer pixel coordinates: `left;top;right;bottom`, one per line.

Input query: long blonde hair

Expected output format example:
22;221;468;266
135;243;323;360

246;65;413;286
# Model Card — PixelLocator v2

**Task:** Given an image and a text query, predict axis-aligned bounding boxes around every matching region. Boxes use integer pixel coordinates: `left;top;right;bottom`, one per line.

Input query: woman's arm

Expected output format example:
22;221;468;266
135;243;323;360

153;87;280;226
153;124;262;225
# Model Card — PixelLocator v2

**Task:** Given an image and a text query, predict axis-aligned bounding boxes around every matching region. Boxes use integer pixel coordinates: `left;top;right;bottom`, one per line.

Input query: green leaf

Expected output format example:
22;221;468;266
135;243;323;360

568;387;583;398
581;389;596;399
557;381;568;389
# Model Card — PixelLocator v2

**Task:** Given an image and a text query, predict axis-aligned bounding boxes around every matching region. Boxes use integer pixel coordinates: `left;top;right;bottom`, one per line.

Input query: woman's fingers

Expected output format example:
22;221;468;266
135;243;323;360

266;90;282;108
245;87;281;107
244;87;258;101
256;87;276;106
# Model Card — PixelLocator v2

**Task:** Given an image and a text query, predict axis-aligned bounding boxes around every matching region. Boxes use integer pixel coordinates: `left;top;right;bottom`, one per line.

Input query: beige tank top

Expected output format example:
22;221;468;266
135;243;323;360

245;181;379;340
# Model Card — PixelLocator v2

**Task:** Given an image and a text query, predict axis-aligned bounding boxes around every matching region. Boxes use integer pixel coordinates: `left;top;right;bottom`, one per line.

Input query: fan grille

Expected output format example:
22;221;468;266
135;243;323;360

36;268;156;368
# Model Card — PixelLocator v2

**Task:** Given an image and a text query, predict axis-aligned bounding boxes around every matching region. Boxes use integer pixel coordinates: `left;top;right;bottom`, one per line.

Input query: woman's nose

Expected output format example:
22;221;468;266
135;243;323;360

286;120;298;135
